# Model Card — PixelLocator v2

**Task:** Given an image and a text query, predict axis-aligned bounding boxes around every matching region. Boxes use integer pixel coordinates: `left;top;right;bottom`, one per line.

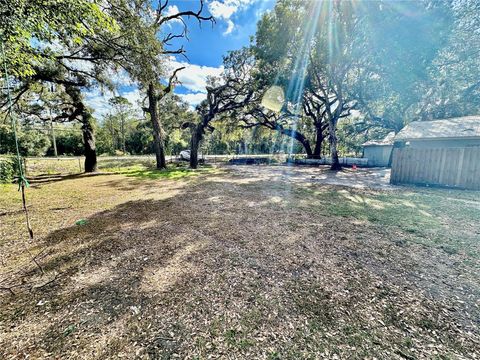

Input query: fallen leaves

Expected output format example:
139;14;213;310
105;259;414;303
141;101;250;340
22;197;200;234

0;166;479;359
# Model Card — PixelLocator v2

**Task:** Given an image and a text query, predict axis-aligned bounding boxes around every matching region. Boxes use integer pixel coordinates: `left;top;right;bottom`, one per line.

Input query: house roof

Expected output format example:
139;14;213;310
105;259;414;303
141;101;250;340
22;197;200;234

395;116;480;141
363;131;395;146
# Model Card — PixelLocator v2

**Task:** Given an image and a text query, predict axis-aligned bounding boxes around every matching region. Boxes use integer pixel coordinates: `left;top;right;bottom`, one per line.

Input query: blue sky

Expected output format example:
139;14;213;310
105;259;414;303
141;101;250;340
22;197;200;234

167;0;274;67
86;0;275;116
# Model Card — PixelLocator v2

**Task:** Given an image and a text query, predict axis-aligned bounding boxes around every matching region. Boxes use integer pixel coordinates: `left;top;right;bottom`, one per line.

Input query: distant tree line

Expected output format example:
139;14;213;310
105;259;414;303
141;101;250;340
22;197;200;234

1;0;479;171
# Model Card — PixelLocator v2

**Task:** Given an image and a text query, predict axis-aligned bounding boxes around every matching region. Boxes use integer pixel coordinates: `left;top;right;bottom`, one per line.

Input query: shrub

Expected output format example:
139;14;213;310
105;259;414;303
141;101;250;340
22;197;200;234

46;129;84;156
0;156;20;183
0;124;50;156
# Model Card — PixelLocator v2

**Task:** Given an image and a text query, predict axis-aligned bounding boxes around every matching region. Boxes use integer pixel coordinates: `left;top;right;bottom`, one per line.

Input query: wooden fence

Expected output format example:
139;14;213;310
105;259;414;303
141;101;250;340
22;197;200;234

390;146;480;190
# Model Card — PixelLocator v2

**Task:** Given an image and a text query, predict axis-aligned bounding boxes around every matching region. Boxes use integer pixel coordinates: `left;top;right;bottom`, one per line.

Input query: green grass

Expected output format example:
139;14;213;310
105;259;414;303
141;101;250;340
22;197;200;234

101;164;217;179
239;179;479;259
301;187;480;259
25;157;83;176
20;155;217;180
23;156;186;176
224;328;255;349
0;184;22;205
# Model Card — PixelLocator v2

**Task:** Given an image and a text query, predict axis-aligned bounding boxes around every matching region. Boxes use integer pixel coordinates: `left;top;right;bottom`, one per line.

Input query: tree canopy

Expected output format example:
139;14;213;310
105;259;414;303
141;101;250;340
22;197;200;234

1;0;479;171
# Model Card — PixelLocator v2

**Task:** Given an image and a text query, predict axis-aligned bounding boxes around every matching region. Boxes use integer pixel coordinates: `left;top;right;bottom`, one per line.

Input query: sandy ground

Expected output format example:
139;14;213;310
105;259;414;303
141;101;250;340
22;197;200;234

0;165;479;359
228;165;393;189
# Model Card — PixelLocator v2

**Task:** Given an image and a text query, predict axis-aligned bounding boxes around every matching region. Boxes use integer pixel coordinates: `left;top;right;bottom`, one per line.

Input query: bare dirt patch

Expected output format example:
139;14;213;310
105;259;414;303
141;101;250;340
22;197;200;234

228;164;394;190
1;165;479;359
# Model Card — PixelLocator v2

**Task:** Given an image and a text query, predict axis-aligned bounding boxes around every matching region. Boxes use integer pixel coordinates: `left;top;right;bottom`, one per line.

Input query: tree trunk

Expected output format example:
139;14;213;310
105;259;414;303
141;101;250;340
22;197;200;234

280;128;313;158
147;83;166;170
64;84;97;173
312;125;324;159
82;114;97;172
190;125;203;169
328;119;341;170
121;116;126;154
302;139;313;159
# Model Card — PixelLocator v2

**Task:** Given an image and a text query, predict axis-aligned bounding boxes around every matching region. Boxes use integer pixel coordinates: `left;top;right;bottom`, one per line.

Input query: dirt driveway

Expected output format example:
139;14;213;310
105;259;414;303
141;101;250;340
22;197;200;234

227;164;394;190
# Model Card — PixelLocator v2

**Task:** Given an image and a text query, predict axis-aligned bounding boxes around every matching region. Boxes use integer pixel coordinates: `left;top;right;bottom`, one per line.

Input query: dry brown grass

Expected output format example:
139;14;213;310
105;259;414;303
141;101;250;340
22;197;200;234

0;165;479;359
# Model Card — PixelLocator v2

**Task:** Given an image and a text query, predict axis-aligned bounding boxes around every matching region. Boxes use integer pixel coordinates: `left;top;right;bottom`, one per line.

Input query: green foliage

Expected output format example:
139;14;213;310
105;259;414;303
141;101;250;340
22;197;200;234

126;121;154;155
254;0;304;87
19;130;50;156
105;0;165;88
0;0;117;77
0;123;50;156
337;119;368;157
96;116;151;155
157;95;193;154
97;98;135;155
99;163;216;180
349;1;454;132
2;0;478;161
0;155;19;183
94;95;193;156
202;119;290;155
251;0;480;153
47;128;84;156
420;0;480;119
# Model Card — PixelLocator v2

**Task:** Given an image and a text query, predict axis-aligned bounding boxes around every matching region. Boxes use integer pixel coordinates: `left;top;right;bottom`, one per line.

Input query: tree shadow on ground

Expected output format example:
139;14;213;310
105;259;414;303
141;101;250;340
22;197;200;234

1;188;217;357
28;165;213;187
1;175;479;358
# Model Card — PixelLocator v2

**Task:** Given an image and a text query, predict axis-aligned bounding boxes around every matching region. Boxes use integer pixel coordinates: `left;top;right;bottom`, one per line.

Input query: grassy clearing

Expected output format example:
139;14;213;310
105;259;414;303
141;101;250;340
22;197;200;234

301;187;480;258
0;165;479;359
102;164;212;180
238;177;480;260
23;156;177;176
24;157;84;175
0;164;218;249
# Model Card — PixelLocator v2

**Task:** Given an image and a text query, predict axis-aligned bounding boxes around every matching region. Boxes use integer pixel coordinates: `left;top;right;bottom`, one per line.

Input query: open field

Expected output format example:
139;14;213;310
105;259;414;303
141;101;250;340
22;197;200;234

20;155;289;177
1;164;479;359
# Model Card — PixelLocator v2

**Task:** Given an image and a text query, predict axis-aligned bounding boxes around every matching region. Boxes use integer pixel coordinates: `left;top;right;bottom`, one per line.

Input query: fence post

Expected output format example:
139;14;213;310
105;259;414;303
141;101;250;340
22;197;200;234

78;158;82;172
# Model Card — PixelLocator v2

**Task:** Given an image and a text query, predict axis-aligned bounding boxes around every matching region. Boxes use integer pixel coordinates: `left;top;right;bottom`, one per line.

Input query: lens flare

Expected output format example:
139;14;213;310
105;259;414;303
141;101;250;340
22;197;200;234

261;85;285;112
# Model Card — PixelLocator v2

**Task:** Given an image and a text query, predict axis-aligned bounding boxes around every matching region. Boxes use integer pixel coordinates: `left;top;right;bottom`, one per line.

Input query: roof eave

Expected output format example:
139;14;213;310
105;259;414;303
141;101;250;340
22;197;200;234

394;136;480;142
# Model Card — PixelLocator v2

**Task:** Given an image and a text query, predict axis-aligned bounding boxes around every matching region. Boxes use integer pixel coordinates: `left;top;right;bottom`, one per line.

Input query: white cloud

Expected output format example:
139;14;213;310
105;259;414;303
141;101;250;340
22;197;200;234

84;56;223;117
108;69;133;88
84;56;224;117
208;0;256;35
178;92;207;108
84;86;143;119
64;58;95;74
82;67;141;119
209;1;238;19
168;58;223;93
84;88;113;118
165;5;180;16
164;5;183;24
167;58;223;108
122;88;144;116
123;88;143;107
224;19;235;35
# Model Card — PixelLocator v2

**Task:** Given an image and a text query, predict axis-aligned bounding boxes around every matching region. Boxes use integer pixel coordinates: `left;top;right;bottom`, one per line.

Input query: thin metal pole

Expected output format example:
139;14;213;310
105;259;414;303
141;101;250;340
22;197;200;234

49;109;58;157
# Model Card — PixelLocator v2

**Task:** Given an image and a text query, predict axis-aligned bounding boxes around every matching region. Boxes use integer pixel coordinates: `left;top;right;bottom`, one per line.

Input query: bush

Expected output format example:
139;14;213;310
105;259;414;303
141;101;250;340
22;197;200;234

46;129;84;156
0;156;20;183
0;124;50;156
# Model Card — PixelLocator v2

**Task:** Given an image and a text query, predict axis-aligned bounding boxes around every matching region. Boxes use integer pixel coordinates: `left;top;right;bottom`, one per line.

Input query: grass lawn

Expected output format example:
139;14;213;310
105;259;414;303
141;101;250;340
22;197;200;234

0;164;479;359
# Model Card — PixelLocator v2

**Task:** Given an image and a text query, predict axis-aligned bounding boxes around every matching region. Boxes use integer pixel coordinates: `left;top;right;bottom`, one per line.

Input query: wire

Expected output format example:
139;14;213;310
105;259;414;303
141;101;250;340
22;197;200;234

1;38;35;243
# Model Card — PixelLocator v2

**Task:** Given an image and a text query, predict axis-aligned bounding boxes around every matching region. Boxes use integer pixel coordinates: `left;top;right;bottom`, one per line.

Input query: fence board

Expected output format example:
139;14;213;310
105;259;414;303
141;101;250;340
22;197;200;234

390;146;480;190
